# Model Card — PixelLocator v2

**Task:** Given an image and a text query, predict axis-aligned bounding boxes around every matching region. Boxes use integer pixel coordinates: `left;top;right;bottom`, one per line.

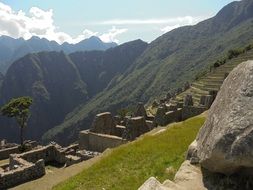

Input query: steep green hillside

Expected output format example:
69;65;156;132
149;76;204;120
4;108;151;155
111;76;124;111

53;115;206;190
0;51;88;141
0;40;147;142
70;40;148;96
45;0;253;144
176;47;253;104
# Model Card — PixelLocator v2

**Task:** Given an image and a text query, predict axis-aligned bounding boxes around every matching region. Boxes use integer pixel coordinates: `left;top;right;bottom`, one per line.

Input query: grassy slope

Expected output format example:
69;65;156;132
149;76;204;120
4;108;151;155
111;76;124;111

53;114;206;190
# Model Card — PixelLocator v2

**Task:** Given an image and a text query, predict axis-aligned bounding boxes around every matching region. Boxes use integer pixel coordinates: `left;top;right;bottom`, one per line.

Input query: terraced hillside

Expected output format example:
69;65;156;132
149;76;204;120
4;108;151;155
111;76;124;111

175;48;253;105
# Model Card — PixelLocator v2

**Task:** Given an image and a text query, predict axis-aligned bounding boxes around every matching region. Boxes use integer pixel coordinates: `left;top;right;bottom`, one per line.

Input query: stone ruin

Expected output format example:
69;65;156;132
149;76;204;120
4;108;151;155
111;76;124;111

139;61;253;190
0;140;37;160
0;141;99;189
79;103;154;152
151;82;218;127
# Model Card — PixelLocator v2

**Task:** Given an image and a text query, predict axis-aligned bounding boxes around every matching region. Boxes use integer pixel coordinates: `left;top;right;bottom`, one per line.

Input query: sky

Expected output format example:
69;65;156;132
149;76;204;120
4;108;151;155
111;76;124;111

0;0;235;44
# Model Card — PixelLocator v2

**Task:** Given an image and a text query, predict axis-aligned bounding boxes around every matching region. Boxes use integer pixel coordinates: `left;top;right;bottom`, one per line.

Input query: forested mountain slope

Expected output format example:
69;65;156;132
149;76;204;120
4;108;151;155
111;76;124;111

0;40;147;142
43;0;253;144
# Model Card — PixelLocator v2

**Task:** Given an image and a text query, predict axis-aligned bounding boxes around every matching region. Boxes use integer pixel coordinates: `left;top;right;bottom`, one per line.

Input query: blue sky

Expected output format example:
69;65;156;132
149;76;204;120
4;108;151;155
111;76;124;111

0;0;235;44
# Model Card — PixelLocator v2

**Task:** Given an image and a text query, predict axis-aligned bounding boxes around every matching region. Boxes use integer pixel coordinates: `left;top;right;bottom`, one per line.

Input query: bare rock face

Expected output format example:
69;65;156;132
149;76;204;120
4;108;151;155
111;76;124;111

90;112;116;135
196;61;253;174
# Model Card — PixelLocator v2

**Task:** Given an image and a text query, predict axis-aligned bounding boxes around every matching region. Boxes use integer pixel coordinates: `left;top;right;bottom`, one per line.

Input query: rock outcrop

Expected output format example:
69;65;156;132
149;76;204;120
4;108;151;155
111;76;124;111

139;160;205;190
196;60;253;174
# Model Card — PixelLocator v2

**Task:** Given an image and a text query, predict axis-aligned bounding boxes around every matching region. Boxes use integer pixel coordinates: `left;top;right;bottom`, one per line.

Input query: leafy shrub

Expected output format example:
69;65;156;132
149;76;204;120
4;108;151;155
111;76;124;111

227;49;244;59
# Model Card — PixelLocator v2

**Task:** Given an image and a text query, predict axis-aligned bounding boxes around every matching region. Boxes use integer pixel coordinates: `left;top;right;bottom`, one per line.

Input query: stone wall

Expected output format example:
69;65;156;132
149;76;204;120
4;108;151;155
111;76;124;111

0;158;45;189
90;112;117;135
154;107;182;126
165;108;182;124
16;145;67;164
181;106;207;120
79;130;127;152
0;146;19;160
124;117;150;140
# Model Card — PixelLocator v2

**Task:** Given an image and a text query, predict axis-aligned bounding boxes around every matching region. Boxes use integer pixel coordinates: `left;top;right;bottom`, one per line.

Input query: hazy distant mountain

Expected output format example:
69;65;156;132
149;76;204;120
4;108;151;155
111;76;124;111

43;0;253;144
0;35;117;73
0;40;147;142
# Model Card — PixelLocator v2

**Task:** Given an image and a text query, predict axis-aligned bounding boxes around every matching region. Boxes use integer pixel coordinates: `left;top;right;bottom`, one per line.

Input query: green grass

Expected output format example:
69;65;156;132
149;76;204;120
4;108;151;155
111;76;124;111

53;115;206;190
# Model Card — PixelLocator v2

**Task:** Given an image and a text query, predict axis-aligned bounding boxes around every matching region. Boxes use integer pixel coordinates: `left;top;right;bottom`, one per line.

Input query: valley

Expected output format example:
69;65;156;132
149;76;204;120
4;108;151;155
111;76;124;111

0;0;253;189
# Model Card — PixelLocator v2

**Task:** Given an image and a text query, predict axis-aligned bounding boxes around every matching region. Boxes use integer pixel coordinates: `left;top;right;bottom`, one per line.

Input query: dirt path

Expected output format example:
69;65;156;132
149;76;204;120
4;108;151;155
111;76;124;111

10;152;109;190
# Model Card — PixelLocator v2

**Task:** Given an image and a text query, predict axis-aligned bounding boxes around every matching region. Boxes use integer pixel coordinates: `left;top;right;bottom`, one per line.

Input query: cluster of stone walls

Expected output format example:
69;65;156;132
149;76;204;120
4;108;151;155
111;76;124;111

0;143;99;189
17;145;66;164
153;90;218;127
79;131;127;152
0;140;38;160
79;103;154;153
0;146;20;160
0;158;45;189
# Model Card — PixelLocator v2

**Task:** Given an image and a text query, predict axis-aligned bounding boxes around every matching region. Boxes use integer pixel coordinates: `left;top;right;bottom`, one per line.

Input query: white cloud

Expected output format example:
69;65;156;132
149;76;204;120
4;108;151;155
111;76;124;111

96;16;206;34
0;2;127;44
160;16;204;33
99;26;128;43
161;24;181;33
97;16;199;25
71;29;98;44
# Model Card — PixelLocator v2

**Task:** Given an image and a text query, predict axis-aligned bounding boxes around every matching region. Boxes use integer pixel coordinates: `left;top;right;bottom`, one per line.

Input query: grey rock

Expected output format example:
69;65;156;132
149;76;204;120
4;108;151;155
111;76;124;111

197;61;253;174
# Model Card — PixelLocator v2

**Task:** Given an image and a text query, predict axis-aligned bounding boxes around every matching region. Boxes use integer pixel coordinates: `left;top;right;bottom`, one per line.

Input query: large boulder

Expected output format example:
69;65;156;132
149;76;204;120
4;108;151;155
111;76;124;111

196;61;253;174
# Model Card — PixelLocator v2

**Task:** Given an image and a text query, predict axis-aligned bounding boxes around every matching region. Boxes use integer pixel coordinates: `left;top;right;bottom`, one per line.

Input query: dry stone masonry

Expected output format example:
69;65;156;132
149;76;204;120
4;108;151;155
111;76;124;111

151;83;217;127
0;142;99;189
79;103;154;152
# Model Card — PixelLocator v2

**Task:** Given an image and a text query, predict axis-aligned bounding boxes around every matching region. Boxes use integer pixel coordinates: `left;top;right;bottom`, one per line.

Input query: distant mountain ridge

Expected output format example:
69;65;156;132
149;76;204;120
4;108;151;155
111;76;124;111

0;35;117;73
0;40;147;142
42;0;253;144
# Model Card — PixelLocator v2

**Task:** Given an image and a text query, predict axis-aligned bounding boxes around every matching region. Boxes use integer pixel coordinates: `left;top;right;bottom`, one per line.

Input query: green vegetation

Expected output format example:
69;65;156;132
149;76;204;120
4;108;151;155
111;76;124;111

44;0;253;144
176;48;253;105
53;115;206;190
211;43;253;69
1;96;33;145
0;40;147;144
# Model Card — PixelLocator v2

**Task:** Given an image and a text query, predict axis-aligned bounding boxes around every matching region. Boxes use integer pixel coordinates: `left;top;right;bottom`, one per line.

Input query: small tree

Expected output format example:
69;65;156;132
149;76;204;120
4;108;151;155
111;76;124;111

1;96;33;146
